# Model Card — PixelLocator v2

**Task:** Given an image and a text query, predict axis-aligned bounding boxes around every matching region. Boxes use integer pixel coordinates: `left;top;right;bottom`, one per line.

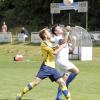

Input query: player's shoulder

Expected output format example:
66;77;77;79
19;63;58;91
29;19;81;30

41;41;47;45
41;41;52;47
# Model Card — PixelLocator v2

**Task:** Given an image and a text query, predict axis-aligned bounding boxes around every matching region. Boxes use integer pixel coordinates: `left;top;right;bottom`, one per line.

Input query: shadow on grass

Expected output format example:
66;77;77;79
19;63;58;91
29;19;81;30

93;44;100;47
22;99;33;100
0;99;8;100
0;42;10;45
11;42;25;45
25;42;40;46
0;40;41;46
12;42;41;46
0;99;33;100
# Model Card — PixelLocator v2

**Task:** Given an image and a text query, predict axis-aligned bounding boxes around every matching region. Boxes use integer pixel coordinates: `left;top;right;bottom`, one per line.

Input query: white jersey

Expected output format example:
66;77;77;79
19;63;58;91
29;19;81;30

51;34;69;61
51;34;75;74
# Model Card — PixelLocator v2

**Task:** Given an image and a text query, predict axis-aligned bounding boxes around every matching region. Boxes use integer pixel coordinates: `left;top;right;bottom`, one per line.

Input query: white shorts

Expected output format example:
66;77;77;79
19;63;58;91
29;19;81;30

56;58;75;75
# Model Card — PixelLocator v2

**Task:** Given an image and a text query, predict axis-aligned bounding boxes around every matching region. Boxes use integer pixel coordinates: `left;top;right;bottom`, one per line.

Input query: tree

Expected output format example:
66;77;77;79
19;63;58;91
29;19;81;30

0;0;100;31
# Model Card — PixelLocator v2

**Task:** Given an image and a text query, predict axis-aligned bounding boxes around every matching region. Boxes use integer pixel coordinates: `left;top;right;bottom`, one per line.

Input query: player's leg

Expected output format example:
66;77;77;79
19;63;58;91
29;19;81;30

56;60;69;100
66;62;79;87
16;64;46;100
56;74;68;100
56;60;79;100
56;77;71;100
50;67;70;100
16;77;41;100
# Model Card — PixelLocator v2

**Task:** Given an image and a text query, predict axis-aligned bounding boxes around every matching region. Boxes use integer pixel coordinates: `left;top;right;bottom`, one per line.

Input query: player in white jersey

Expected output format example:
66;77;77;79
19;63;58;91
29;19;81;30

51;25;80;100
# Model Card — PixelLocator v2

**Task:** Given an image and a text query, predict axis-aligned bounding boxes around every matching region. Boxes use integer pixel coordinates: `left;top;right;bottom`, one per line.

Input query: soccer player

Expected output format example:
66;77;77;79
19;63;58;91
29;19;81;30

16;28;71;100
51;25;80;100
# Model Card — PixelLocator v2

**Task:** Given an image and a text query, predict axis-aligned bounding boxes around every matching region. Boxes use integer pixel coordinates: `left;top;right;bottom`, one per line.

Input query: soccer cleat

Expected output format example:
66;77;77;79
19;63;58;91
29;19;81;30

66;91;71;100
67;97;71;100
16;94;22;100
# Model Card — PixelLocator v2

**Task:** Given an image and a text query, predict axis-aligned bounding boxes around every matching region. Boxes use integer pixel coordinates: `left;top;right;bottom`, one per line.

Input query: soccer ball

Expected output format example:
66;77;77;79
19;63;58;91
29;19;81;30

14;54;23;61
63;0;73;5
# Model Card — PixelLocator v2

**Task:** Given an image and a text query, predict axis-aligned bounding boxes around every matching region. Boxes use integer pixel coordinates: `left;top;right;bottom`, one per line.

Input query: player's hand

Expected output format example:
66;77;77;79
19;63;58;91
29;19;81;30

53;45;59;50
61;43;67;48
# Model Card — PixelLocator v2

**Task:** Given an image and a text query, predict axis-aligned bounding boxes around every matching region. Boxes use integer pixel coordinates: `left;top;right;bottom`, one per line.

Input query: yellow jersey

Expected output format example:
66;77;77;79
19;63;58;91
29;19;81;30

41;41;55;68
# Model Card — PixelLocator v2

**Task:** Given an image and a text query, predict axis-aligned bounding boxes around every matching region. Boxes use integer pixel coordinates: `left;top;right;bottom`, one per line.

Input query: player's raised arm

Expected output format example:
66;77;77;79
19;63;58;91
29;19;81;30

62;28;68;44
53;43;67;55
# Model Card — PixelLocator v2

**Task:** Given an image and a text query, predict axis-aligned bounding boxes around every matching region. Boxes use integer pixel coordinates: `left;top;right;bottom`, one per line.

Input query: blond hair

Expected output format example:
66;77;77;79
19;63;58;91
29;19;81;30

39;28;48;40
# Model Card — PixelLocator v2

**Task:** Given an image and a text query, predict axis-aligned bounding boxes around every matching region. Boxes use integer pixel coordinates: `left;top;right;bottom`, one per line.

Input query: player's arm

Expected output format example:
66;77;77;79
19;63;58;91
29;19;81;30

53;43;67;55
42;42;66;55
64;34;68;43
62;28;68;43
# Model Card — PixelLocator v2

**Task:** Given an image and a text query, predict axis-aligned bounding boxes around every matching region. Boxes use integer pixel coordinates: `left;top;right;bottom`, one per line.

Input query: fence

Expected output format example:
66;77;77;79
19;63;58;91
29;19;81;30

0;32;12;43
31;32;41;43
89;31;100;44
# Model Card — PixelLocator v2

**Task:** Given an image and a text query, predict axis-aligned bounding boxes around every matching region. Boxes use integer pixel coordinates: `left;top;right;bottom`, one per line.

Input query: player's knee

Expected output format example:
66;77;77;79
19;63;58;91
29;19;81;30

63;74;68;82
57;78;66;87
59;79;66;87
69;67;80;74
75;68;80;74
33;78;41;86
33;80;39;86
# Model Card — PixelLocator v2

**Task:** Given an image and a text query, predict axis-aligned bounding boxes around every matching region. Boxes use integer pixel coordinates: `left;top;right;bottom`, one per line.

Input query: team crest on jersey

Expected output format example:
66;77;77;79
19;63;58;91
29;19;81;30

58;39;64;45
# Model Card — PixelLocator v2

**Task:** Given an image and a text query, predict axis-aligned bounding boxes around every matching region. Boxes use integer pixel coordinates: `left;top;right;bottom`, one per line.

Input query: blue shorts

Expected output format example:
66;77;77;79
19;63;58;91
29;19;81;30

36;64;62;82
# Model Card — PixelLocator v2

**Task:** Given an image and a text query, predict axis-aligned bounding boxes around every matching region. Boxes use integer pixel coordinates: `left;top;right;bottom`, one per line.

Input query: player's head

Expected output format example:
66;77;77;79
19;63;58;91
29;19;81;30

22;27;25;30
66;25;72;32
51;24;63;35
39;28;51;40
3;21;6;25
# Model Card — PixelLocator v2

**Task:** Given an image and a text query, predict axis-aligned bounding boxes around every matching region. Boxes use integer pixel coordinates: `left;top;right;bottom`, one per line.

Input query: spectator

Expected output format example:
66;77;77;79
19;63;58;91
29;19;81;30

2;21;8;32
20;27;28;39
20;27;25;34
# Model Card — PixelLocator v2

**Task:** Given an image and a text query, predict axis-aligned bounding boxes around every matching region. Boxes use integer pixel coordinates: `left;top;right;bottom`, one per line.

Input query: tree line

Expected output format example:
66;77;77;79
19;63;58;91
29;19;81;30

0;0;99;32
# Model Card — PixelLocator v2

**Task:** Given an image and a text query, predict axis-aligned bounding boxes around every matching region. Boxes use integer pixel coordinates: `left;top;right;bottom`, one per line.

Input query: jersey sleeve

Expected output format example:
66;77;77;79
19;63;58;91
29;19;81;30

41;42;54;53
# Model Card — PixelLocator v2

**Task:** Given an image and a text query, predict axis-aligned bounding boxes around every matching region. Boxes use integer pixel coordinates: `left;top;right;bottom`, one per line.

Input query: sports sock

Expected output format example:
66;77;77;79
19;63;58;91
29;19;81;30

20;82;34;97
66;72;77;86
56;72;77;100
60;86;71;100
56;87;62;100
61;85;69;98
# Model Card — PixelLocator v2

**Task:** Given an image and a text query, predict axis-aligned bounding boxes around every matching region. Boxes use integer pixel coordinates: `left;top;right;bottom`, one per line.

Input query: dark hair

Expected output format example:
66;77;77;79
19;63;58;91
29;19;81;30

51;24;58;35
39;28;47;40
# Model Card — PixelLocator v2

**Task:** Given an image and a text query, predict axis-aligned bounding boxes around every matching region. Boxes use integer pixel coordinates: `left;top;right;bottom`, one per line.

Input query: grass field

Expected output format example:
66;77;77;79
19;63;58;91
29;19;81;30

0;44;100;100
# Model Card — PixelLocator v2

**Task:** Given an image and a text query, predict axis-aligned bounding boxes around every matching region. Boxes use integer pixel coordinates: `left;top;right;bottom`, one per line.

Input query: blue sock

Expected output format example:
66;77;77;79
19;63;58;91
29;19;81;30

56;87;63;100
56;73;77;100
66;72;77;86
62;89;69;97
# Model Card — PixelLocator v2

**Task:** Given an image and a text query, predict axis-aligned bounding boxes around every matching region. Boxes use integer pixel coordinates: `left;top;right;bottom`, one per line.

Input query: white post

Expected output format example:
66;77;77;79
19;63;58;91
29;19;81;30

51;14;54;25
86;12;88;30
69;12;71;25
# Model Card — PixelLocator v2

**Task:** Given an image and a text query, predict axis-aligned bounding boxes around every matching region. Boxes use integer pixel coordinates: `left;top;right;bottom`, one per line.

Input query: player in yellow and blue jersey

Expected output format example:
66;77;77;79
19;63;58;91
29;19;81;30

16;28;71;100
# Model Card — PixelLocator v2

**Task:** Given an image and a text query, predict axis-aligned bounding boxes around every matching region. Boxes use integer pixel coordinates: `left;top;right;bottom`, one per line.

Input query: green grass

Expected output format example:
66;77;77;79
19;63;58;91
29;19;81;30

0;44;100;100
